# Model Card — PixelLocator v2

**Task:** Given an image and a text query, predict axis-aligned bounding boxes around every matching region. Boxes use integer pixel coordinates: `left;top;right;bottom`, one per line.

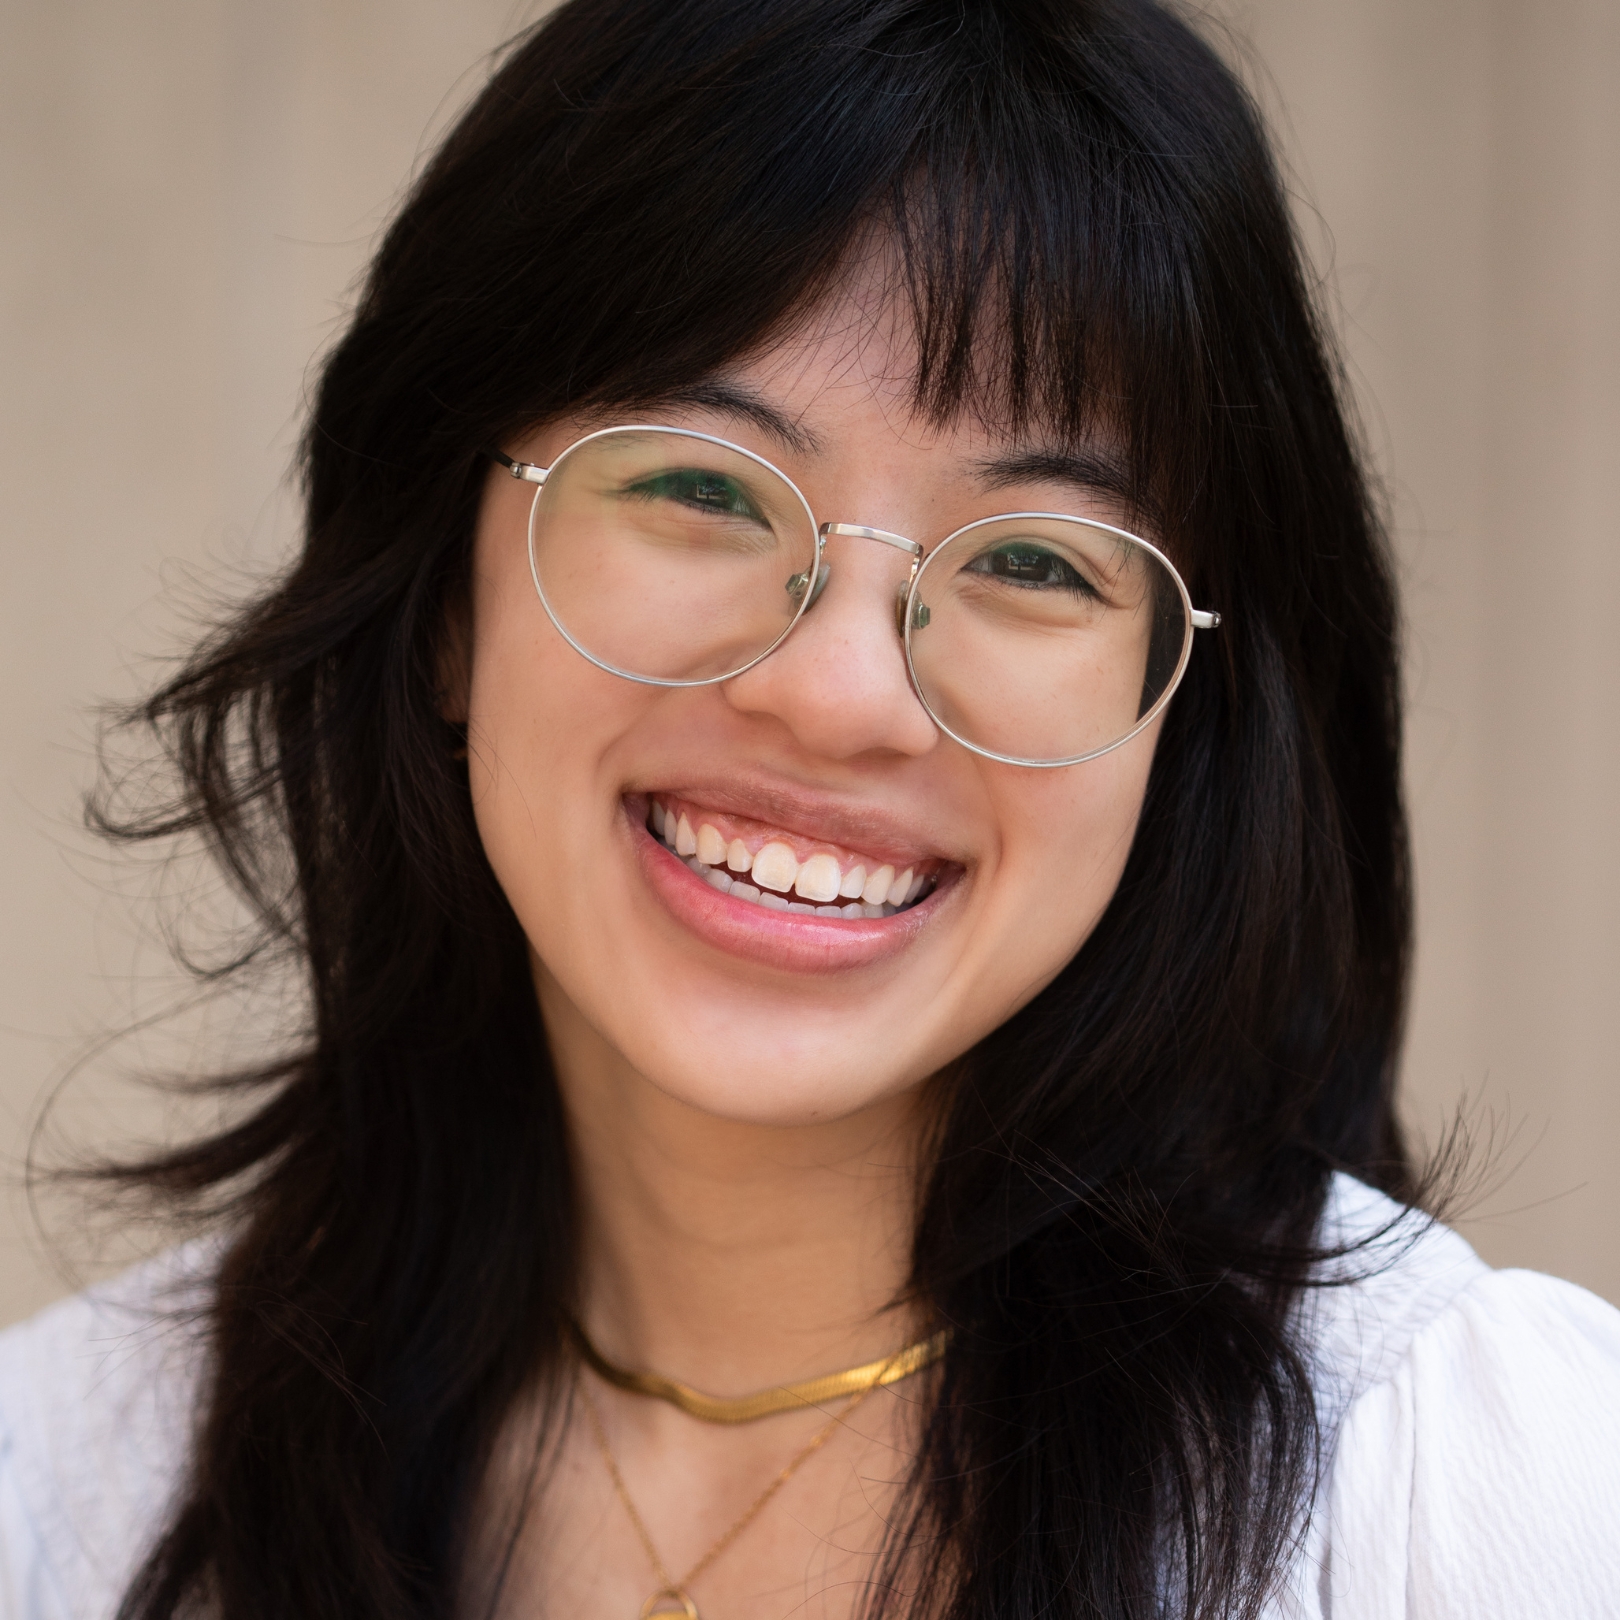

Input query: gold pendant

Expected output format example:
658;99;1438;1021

640;1588;700;1620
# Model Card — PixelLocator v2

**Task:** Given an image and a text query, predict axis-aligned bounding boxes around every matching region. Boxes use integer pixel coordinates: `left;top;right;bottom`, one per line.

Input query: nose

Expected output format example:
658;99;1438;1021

721;525;941;763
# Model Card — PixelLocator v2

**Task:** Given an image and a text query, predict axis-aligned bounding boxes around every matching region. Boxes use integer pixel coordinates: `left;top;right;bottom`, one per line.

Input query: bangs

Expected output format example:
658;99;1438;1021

884;147;1187;524
503;0;1256;542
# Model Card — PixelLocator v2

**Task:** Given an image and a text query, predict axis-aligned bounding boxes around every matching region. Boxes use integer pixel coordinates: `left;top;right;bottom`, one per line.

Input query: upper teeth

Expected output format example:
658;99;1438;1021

648;798;936;919
794;852;843;903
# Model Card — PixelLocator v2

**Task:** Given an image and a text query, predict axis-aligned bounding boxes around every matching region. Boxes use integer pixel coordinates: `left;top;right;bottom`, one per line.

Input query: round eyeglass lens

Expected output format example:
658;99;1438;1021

527;427;820;684
904;515;1191;766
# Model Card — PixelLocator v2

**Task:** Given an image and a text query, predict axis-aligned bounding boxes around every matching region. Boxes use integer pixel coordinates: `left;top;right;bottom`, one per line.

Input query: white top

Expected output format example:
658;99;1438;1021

1;1176;1618;1618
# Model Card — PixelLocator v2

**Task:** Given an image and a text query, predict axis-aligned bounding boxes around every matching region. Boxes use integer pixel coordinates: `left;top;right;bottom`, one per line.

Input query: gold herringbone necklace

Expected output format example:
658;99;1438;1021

570;1321;949;1424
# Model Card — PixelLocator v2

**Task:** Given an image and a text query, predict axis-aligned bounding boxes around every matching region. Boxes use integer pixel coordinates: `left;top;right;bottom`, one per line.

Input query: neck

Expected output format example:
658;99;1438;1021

542;973;929;1395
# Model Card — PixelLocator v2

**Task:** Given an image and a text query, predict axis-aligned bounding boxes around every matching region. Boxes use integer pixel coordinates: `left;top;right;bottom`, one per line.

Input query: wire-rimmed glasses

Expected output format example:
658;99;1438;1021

489;425;1220;768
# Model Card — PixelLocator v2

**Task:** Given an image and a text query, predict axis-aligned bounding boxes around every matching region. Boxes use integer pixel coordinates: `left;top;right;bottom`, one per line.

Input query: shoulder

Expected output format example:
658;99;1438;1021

0;1242;217;1620
1278;1175;1620;1619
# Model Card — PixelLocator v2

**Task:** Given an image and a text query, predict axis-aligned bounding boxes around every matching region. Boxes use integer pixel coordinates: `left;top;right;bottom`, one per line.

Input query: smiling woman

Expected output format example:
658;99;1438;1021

3;2;1619;1619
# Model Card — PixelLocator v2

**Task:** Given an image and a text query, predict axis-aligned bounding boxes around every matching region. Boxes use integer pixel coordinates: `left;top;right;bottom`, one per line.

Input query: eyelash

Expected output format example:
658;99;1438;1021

966;545;1098;597
624;470;763;520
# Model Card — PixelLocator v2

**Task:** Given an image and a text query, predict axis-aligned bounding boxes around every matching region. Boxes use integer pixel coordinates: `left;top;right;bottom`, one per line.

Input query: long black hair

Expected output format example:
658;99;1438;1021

97;1;1412;1615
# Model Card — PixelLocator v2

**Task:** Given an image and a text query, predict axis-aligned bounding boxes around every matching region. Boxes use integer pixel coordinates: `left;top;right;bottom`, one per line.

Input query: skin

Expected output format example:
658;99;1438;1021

456;288;1167;1618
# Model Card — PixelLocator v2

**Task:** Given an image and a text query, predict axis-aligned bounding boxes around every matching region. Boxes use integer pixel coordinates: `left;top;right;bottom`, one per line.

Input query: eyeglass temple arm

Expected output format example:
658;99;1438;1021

1191;609;1221;630
484;446;548;485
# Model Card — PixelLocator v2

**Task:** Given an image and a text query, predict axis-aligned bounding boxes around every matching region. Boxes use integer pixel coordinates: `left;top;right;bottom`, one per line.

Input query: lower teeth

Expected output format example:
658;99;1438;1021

652;814;924;918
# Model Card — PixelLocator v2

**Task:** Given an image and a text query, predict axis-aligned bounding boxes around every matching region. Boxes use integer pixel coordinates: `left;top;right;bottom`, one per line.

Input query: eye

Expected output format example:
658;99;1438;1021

623;467;766;522
964;542;1097;596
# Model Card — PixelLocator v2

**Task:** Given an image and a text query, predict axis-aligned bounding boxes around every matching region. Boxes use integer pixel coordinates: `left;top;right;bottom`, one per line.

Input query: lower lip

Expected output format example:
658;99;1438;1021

628;801;948;973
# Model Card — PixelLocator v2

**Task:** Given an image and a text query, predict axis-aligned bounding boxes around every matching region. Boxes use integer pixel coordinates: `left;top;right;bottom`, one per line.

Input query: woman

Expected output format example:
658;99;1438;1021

2;0;1617;1616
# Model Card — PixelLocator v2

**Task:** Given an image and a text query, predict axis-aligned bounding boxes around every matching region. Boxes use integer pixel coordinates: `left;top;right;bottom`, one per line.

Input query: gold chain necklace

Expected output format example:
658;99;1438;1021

574;1328;947;1619
570;1321;949;1424
580;1375;874;1620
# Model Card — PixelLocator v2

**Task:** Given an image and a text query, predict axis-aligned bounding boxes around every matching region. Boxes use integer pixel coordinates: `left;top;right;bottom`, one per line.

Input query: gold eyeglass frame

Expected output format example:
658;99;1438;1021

489;424;1221;769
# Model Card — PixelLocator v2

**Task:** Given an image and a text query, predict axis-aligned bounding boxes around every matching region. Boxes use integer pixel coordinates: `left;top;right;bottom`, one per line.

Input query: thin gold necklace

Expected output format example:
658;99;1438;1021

570;1321;950;1424
574;1329;946;1619
579;1374;873;1620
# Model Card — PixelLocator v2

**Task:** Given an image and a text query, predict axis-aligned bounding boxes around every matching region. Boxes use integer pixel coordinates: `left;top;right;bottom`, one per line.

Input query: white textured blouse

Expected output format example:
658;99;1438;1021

1;1176;1618;1617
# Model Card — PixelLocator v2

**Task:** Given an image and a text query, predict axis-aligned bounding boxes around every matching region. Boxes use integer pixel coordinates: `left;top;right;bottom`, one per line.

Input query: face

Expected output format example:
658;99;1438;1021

462;295;1166;1128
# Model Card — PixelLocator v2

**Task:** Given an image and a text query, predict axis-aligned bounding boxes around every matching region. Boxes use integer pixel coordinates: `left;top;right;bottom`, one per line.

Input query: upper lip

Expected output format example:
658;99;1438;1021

628;772;961;868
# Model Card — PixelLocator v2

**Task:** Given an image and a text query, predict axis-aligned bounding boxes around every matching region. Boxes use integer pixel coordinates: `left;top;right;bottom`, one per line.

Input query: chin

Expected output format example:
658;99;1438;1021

625;1003;932;1129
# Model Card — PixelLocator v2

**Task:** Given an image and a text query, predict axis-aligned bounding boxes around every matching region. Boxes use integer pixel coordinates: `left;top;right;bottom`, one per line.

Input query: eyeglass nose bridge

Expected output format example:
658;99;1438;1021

820;520;923;558
806;522;925;631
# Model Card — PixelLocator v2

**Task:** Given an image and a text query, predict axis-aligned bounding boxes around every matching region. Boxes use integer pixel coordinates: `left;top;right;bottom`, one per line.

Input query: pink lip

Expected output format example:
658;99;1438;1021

628;800;952;973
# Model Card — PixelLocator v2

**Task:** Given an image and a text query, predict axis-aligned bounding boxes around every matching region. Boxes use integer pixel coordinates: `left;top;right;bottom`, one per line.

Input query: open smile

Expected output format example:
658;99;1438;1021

646;794;942;919
626;790;958;972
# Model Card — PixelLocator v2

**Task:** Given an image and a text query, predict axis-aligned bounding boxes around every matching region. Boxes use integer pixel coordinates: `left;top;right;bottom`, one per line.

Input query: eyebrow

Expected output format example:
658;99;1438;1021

589;388;1139;511
971;447;1140;508
633;380;823;458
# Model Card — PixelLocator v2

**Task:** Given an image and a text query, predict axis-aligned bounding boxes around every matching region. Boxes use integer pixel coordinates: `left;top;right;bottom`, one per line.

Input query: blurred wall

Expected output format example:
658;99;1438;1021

1;0;1615;1327
1219;0;1620;1297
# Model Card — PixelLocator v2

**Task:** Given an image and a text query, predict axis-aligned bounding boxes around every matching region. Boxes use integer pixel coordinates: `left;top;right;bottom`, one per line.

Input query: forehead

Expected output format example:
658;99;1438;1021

728;271;1025;454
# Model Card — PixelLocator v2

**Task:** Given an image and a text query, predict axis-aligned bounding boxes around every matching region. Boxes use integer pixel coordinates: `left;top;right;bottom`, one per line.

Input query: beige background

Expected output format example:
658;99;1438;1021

1;0;1615;1328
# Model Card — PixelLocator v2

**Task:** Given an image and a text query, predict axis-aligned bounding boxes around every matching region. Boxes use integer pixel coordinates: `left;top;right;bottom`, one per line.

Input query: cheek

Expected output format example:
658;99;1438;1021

950;737;1156;1019
461;521;636;951
1009;751;1150;897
